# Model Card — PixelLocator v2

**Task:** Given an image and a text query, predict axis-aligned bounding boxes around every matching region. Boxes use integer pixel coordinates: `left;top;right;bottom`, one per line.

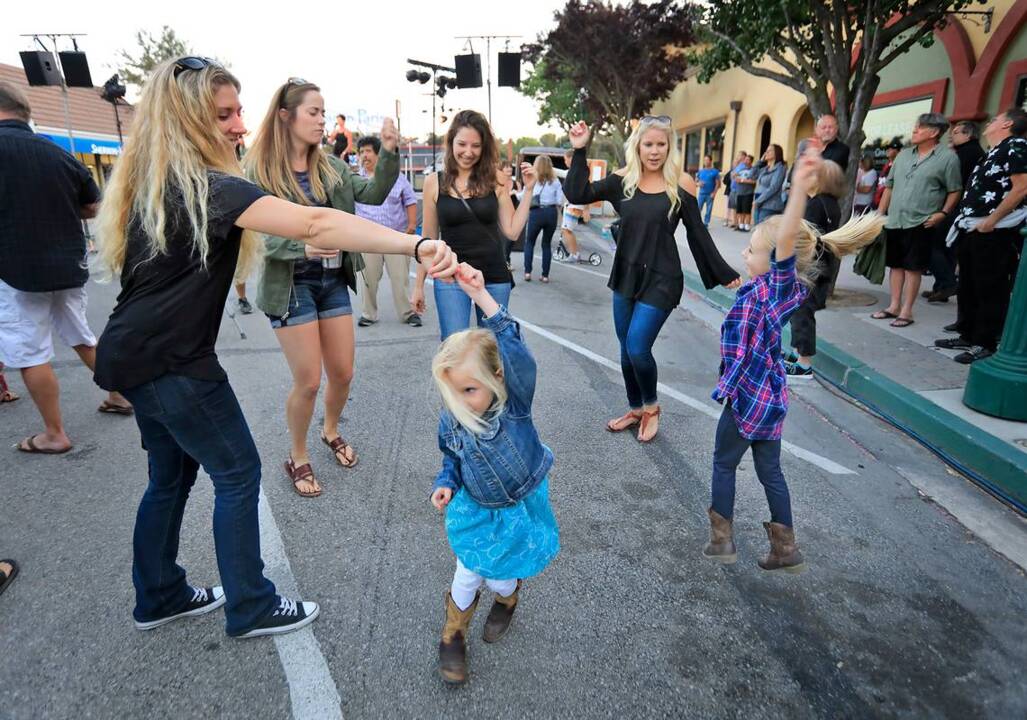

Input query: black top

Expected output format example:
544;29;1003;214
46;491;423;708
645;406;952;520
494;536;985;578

94;173;267;391
0;119;101;292
821;139;850;172
804;194;841;234
954;139;986;192
564;148;738;310
436;173;512;285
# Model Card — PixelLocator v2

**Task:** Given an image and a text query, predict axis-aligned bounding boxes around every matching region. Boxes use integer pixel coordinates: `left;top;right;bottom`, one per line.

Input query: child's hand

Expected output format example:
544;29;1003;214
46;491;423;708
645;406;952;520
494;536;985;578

431;487;453;511
790;144;822;195
455;263;485;294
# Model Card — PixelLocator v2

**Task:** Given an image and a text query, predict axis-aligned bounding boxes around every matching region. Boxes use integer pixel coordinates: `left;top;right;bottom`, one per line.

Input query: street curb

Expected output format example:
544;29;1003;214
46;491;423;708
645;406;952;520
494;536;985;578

680;270;1027;514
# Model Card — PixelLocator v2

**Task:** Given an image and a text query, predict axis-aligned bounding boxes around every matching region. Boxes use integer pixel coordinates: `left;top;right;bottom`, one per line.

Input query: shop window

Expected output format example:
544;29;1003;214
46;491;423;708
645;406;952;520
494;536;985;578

684;130;701;174
703;123;726;169
862;97;933;146
1016;76;1027;110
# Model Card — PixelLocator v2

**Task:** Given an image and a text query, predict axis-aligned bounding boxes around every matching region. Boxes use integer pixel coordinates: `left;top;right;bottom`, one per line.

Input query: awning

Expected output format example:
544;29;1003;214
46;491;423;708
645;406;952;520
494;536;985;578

39;132;122;156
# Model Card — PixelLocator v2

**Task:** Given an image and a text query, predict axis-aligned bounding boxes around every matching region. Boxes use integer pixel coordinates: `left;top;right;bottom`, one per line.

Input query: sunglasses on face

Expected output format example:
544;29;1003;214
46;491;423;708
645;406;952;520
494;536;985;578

173;56;220;78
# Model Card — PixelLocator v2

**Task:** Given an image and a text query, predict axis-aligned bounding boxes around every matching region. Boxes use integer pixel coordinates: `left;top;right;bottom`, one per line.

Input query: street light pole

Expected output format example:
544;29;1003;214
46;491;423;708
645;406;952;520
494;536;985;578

963;224;1027;420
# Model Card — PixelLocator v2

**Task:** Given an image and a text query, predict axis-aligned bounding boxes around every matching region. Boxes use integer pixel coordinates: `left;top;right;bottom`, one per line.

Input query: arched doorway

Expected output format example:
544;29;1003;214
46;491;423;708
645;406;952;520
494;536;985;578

758;116;772;157
794;108;815;154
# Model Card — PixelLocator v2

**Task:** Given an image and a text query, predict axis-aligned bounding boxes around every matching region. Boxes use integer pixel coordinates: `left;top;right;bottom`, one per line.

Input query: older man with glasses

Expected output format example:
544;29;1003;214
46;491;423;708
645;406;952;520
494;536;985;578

874;113;962;328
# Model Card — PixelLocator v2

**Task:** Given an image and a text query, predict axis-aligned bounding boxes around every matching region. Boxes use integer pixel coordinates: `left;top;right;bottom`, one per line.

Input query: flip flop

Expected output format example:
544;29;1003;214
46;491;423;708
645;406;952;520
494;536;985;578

0;559;19;596
15;435;72;454
890;317;915;328
98;400;134;415
870;310;898;320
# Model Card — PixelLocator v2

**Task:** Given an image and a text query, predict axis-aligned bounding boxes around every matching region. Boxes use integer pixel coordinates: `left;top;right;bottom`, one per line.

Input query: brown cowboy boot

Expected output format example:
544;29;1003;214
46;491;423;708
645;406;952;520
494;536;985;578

702;508;737;564
757;522;806;574
438;591;479;685
482;581;521;643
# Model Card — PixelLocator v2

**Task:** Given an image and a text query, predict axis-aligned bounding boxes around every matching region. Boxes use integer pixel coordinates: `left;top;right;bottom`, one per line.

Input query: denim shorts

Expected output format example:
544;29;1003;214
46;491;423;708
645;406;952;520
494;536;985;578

267;263;352;329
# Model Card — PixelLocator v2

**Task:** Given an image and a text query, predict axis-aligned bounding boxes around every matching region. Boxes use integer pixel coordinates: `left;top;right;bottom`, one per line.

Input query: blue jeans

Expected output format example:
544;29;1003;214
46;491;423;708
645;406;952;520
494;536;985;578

711;403;793;526
120;374;278;636
755;206;782;225
524;206;559;277
611;291;672;408
434;280;513;340
266;263;353;328
697;192;714;225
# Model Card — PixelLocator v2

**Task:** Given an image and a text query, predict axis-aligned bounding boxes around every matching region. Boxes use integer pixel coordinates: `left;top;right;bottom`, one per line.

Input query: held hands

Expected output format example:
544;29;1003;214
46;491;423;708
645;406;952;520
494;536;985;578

568;120;590;149
431;487;453;511
454;262;485;295
416;239;459;280
380;118;399;153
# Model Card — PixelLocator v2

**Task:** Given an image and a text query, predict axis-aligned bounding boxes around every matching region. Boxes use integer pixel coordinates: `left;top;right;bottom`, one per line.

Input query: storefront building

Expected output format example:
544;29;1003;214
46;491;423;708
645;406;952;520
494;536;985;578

651;0;1027;217
0;62;133;189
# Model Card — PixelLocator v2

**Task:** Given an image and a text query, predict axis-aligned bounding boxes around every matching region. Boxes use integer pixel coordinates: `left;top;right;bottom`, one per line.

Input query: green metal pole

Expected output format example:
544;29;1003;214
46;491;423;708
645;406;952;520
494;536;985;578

963;225;1027;420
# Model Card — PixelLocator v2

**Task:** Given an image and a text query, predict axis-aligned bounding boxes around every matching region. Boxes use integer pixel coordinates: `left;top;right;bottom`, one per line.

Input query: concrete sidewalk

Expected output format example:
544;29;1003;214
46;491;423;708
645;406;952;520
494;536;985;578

581;214;1027;513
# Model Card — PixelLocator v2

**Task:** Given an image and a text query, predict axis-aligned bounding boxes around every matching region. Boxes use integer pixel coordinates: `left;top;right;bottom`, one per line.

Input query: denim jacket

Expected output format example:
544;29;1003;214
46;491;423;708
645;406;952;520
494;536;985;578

431;306;554;508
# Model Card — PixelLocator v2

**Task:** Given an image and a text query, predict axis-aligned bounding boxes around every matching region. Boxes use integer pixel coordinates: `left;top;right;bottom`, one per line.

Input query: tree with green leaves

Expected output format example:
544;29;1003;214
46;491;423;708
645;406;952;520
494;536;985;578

117;26;191;89
688;0;982;200
524;0;696;164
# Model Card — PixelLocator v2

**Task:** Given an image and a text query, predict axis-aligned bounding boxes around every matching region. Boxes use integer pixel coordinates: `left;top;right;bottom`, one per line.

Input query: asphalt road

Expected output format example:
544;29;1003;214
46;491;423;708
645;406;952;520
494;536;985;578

1;237;1025;719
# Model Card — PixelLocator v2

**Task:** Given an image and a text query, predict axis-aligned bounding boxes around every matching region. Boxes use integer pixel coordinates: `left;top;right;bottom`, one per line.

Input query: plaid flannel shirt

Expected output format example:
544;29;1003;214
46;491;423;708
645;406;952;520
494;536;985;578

712;254;807;440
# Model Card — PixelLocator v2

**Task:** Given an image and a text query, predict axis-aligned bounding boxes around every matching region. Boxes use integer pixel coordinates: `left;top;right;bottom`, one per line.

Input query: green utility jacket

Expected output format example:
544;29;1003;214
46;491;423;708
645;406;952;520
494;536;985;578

254;150;399;318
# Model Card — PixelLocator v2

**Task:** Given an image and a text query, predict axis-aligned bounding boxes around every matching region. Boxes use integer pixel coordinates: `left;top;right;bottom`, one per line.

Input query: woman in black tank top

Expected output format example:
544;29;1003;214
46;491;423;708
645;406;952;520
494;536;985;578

412;110;537;339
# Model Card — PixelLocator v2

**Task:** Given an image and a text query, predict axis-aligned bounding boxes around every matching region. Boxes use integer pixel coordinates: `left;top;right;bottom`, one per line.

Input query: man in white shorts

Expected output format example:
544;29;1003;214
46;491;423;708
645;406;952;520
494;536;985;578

0;81;132;455
558;150;591;262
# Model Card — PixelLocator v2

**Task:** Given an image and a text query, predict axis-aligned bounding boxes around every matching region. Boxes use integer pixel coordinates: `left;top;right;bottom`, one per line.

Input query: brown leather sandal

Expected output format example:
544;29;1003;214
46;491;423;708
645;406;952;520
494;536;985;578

638;406;661;443
606;410;643;433
321;433;358;468
285;458;321;498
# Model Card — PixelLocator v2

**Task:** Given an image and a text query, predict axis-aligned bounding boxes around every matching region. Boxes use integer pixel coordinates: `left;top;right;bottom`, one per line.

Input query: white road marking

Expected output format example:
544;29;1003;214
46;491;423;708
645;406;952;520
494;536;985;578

515;317;857;476
258;490;344;720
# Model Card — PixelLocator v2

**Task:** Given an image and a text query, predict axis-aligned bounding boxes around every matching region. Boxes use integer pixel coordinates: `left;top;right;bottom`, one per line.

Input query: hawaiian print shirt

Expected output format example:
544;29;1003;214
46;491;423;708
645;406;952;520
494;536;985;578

957;136;1027;220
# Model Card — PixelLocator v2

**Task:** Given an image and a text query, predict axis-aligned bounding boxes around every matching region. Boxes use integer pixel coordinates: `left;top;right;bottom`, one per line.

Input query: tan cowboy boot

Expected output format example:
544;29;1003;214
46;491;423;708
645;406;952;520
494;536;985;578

757;522;806;574
439;591;479;685
483;581;522;643
702;508;737;564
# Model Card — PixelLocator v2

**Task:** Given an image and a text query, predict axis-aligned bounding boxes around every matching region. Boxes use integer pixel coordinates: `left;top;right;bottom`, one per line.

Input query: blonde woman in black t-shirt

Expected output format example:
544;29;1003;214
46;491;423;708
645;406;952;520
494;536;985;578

93;57;458;639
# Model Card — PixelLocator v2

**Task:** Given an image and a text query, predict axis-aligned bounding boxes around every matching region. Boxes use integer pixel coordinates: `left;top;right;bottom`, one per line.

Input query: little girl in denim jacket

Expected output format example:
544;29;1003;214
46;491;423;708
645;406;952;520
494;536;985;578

702;147;884;573
429;263;559;686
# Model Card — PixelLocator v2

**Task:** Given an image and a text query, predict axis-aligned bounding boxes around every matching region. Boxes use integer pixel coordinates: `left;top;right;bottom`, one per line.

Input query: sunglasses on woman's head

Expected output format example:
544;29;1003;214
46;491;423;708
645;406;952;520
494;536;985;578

641;115;672;125
173;56;220;78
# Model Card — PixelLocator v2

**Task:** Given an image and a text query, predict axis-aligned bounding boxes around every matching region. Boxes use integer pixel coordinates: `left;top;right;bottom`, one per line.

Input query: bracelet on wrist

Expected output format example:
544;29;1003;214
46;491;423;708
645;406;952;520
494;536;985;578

413;236;431;261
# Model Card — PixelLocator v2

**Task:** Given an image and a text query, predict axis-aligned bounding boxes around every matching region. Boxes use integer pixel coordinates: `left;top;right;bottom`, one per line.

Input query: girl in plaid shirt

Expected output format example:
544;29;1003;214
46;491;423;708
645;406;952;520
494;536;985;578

703;148;885;573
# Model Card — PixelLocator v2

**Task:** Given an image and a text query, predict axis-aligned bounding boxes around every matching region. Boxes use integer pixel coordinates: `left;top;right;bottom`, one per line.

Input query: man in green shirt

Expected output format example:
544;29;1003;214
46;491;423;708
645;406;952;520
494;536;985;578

874;113;962;327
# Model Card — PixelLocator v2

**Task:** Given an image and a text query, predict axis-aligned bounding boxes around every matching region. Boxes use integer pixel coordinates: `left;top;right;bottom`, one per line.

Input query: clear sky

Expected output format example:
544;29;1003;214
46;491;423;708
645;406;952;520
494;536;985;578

2;0;571;141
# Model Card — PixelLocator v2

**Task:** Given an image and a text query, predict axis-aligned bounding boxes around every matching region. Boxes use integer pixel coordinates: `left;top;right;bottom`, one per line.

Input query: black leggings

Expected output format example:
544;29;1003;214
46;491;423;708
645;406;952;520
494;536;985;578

789;253;839;358
524;206;558;277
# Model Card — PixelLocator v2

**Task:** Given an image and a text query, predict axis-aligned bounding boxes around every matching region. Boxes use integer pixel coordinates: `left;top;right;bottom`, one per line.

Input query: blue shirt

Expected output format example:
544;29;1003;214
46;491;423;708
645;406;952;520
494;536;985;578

696;167;720;195
730;162;748;192
532;179;566;207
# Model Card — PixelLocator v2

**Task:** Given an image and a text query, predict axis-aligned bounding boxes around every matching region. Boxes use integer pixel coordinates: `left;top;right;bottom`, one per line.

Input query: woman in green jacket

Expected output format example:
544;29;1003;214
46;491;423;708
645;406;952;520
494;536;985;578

246;79;400;497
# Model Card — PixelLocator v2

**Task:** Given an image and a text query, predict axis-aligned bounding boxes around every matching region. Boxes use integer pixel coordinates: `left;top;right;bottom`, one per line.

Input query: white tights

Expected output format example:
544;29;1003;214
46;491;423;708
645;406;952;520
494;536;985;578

451;559;517;611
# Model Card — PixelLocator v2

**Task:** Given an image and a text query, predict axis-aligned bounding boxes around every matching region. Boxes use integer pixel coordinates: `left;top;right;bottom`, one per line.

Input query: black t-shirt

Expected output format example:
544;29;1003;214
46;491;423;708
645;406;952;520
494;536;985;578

0;120;101;292
94;173;266;391
821;139;850;172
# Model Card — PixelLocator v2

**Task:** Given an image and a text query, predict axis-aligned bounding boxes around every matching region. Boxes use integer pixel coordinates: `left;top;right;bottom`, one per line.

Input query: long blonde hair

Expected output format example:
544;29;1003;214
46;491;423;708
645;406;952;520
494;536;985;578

533;154;556;185
431;329;508;434
243;80;340;204
621;117;682;216
97;59;261;279
752;212;886;286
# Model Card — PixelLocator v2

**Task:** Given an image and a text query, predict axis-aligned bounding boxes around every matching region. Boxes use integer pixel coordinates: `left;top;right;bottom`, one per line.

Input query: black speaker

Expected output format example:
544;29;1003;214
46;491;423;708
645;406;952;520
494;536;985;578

20;51;62;86
59;52;93;88
454;54;482;89
497;52;521;88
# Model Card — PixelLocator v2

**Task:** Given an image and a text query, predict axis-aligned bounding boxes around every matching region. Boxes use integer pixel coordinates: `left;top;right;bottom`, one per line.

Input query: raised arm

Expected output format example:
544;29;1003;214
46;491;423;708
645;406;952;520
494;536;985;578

347;119;400;205
775;150;820;263
564;121;622;205
497;164;537;241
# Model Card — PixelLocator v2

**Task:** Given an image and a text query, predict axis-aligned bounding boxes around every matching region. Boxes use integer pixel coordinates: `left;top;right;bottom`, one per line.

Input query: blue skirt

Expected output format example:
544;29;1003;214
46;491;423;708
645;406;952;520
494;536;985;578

445;476;560;580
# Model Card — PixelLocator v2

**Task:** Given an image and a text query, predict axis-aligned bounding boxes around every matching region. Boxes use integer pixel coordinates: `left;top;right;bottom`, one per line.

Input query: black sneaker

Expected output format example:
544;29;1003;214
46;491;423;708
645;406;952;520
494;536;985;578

357;317;377;327
135;585;226;630
934;337;971;350
237;298;254;315
943;322;960;334
235;596;320;639
406;313;423;327
785;362;814;380
954;346;993;365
